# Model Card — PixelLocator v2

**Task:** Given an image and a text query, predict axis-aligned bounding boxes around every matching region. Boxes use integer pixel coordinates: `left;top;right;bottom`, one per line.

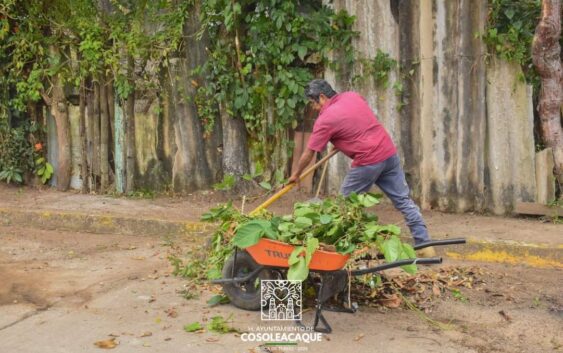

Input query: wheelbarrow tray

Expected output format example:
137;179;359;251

246;238;349;271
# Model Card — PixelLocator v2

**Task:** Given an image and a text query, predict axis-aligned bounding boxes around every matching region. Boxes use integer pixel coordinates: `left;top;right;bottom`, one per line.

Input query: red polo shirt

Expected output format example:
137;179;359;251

307;92;397;167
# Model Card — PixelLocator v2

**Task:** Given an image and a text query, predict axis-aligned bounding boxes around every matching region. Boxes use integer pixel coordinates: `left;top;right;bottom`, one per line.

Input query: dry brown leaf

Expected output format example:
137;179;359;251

380;294;402;308
206;337;220;342
165;308;178;318
432;285;441;297
94;338;118;349
140;332;152;338
353;333;365;341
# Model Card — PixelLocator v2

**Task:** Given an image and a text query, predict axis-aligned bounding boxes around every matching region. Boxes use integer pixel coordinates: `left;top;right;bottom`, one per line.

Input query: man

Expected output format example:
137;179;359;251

289;79;435;256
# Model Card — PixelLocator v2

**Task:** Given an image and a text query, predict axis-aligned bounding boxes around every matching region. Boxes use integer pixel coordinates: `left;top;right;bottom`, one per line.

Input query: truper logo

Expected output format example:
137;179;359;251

261;280;302;321
264;249;291;259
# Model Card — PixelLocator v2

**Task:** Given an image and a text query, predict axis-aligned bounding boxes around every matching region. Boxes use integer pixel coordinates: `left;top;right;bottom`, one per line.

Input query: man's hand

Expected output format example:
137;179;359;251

287;148;315;186
287;173;300;184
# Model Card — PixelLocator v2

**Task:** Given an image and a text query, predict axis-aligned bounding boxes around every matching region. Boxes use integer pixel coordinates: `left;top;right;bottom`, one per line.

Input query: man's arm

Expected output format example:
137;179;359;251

288;148;316;184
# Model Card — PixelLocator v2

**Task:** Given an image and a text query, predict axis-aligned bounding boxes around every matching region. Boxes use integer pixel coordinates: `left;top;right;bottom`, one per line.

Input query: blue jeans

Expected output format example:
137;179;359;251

340;154;430;244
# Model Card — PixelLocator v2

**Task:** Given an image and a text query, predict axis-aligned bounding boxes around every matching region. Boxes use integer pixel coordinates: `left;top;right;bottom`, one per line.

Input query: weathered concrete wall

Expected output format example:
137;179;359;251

322;0;538;214
49;1;540;214
418;0;488;212
326;0;401;194
486;59;536;214
535;148;556;204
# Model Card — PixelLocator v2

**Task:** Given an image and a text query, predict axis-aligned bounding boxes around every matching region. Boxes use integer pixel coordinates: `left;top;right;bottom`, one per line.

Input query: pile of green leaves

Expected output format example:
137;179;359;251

200;193;418;282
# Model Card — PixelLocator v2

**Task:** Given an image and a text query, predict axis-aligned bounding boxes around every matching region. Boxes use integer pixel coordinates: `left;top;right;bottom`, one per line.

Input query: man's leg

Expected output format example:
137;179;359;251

374;154;429;245
340;163;384;196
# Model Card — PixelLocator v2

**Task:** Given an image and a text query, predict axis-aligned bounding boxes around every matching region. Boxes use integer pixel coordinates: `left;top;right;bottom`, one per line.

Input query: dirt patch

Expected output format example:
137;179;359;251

0;223;561;353
1;184;560;247
0;225;166;310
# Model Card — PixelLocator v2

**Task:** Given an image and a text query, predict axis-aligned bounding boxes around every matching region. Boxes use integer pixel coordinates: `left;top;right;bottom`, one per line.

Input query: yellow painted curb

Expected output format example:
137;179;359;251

445;238;563;269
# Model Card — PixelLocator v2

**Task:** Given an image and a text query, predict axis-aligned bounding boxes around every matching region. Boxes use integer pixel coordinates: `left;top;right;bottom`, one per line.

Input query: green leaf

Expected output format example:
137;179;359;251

294;216;313;228
319;214;332;224
233;222;264;248
360;193;380;207
206;268;222;280
287;255;308;281
305;237;319;264
259;181;272;190
382;235;402;262
184;322;203;332
207;315;238;333
297;46;307;61
207;294;230;307
400;243;418;274
288;246;304;266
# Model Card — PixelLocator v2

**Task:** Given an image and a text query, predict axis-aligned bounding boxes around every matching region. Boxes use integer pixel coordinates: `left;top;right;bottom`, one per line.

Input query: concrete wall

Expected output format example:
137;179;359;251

47;0;540;214
324;0;538;214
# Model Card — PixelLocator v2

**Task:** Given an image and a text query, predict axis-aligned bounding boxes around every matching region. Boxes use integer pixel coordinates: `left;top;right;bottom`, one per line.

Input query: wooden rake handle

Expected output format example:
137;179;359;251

249;148;339;216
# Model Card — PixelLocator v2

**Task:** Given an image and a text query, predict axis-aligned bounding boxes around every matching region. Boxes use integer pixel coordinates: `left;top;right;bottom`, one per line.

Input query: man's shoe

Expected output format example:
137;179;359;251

416;246;436;258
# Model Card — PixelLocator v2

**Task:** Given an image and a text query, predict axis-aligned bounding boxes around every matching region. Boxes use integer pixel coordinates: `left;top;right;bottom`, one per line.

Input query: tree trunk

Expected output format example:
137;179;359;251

85;82;95;192
100;75;109;191
125;55;136;193
92;81;101;190
220;103;250;179
79;82;88;193
49;78;71;191
532;0;563;190
107;80;115;169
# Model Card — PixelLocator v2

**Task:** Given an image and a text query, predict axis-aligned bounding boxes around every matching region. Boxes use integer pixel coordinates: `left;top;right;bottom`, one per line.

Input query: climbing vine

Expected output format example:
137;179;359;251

482;0;542;85
194;1;357;177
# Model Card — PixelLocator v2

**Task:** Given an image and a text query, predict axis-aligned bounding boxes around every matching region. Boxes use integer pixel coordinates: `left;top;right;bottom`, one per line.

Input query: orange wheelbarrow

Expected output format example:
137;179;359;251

212;237;466;333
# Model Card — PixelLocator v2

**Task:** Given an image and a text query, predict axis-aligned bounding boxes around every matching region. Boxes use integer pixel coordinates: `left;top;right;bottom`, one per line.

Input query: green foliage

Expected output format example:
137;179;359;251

450;288;468;303
206;314;238;334
195;1;357;175
1;0;189;111
482;0;542;85
356;49;398;88
0;166;23;184
0;121;35;184
206;294;230;307
186;193;418;283
184;322;203;332
213;174;236;191
34;157;53;184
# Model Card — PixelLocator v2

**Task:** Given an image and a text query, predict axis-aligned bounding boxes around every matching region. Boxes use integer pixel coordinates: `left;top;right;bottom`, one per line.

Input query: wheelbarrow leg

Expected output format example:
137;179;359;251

295;279;333;333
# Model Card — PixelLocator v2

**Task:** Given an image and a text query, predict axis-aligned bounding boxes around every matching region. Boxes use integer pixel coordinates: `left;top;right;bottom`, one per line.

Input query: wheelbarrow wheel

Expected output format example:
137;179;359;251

221;251;272;311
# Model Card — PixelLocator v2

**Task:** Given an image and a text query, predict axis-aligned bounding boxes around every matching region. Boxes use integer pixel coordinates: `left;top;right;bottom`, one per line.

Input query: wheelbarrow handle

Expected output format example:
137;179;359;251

350;257;442;276
413;238;466;250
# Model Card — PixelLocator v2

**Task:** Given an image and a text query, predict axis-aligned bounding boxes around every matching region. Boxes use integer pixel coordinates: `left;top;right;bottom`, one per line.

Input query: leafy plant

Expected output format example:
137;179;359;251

184;322;203;333
450;288;468;303
188;193;419;283
481;0;544;86
206;315;238;334
0;166;23;184
356;49;398;88
207;294;230;307
34;157;53;184
0;121;35;184
195;1;357;179
213;174;236;191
